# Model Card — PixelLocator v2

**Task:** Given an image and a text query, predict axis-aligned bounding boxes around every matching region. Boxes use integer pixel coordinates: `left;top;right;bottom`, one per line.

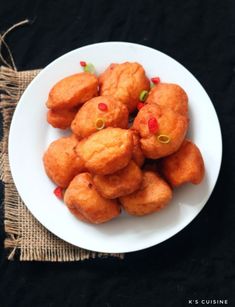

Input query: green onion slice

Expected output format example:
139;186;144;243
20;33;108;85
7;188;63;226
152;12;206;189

157;134;171;144
84;63;96;74
139;90;149;101
95;118;105;130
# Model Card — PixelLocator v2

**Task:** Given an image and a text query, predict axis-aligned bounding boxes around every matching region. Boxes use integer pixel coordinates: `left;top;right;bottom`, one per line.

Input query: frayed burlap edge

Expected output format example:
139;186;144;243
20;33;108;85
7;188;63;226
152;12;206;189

1;66;21;259
0;66;124;261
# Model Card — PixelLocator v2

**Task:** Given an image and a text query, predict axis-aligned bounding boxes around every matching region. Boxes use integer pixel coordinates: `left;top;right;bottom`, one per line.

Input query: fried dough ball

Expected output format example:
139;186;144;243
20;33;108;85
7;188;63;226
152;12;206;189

64;173;121;224
132;103;188;159
47;107;79;129
43;135;85;188
76;128;133;175
46;72;98;110
132;131;145;167
99;62;150;112
160;139;205;187
71;96;129;138
146;83;188;116
93;161;143;199
120;171;172;216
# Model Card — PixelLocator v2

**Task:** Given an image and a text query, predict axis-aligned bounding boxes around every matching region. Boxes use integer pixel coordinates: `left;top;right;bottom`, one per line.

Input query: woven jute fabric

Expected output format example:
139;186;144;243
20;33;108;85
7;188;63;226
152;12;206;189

0;66;124;261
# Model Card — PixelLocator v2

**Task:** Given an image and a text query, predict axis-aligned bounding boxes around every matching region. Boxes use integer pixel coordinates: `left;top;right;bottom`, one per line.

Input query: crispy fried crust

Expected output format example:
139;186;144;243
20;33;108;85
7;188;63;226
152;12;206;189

43;135;85;188
46;72;98;110
64;173;121;224
131;131;145;167
76;127;133;175
146;83;188;116
47;107;79;129
160;139;205;187
99;62;150;112
120;171;172;216
132;103;188;159
93;160;143;199
71;96;129;138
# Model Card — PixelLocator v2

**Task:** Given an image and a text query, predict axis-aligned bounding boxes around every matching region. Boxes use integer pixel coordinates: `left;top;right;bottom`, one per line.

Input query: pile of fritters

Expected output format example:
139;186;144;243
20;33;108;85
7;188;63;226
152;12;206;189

43;62;205;224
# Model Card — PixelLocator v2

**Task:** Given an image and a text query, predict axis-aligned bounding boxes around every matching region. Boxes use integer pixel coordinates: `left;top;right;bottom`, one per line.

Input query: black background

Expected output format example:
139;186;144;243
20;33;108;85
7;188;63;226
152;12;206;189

0;1;235;306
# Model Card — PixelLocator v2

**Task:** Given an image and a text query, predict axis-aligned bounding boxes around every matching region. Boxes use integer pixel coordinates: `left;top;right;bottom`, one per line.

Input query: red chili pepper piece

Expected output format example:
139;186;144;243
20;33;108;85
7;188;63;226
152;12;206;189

98;103;108;111
54;186;63;200
137;102;145;110
80;61;87;67
148;117;159;133
151;77;160;84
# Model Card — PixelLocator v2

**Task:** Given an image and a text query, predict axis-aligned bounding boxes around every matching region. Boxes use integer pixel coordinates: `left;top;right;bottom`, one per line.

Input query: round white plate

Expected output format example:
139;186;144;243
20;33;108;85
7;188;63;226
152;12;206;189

9;42;222;253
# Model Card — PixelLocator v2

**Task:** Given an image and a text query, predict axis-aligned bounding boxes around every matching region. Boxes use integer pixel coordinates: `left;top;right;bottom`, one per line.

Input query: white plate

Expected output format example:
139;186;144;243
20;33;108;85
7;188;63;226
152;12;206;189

9;42;222;253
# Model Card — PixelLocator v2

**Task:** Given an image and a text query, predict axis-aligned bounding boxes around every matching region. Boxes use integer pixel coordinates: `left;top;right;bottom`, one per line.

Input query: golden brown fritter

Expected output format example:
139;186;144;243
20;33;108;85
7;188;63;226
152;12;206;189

146;83;188;116
46;72;98;110
160;139;205;187
120;171;172;216
64;173;121;224
131;131;145;167
132;103;188;159
47;107;79;129
71;96;129;138
76;127;133;175
43;135;85;188
93;160;143;199
99;62;150;112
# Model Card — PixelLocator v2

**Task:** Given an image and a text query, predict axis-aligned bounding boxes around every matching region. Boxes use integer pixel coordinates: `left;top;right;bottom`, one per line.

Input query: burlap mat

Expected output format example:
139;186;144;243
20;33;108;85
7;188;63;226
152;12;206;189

0;66;124;261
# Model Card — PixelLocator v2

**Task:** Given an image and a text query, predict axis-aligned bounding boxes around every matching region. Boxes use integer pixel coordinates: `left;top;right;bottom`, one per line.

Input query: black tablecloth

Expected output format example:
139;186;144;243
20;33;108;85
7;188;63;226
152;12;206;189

0;1;234;306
